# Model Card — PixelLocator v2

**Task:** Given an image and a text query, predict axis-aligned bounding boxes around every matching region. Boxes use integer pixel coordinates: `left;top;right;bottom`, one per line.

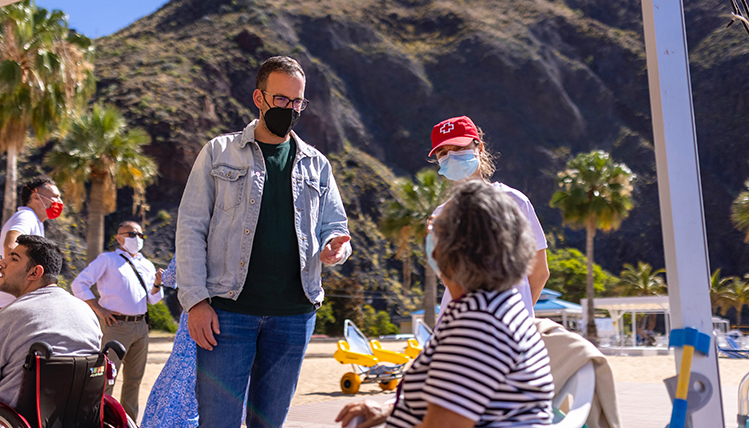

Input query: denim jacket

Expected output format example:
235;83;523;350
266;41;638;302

176;120;351;312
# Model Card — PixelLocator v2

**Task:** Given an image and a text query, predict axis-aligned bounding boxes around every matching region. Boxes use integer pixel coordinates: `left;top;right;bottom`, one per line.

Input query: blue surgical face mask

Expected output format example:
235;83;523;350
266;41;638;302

437;149;479;181
425;233;441;278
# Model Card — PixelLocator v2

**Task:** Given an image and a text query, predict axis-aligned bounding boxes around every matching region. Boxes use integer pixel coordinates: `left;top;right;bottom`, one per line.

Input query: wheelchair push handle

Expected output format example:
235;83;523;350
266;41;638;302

23;342;53;370
28;342;53;360
103;340;126;360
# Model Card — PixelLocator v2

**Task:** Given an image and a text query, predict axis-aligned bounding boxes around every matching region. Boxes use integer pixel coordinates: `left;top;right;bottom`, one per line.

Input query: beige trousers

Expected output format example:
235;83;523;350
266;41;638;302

101;319;149;421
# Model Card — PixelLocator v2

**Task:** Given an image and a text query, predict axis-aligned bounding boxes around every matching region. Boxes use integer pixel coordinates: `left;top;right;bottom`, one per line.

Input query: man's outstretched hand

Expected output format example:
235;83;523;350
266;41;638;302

320;235;351;265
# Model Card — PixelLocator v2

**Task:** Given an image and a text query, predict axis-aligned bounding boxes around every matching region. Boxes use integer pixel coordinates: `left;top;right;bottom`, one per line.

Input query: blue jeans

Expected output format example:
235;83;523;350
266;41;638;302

195;309;316;428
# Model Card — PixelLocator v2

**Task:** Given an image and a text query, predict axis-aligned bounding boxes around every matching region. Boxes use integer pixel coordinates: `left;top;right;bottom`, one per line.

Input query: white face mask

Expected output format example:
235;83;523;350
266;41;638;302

437;149;480;181
122;236;144;254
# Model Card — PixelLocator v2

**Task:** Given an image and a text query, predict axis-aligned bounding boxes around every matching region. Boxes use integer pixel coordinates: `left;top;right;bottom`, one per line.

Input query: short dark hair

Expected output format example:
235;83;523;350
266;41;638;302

432;180;536;293
21;176;56;206
255;56;305;90
15;235;63;285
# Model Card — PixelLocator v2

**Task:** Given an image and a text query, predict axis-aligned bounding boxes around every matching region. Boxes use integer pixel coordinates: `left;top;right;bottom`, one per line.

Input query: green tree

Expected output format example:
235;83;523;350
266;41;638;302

314;300;335;335
732;179;749;242
550;150;635;344
323;272;364;336
615;262;666;296
361;304;400;337
546;247;618;303
709;268;732;317
616;262;666;333
45;104;157;262
380;169;450;328
716;275;749;327
0;0;94;223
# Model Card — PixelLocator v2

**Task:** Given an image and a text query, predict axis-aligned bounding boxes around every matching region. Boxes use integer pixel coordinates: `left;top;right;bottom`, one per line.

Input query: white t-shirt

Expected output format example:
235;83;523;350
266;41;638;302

0;207;45;307
386;288;554;427
433;182;547;319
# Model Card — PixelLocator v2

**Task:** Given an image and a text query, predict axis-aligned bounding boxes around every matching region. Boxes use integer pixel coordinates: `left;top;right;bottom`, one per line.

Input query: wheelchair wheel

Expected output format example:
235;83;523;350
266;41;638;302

340;372;361;394
379;379;398;391
0;406;28;428
126;414;137;428
102;395;130;428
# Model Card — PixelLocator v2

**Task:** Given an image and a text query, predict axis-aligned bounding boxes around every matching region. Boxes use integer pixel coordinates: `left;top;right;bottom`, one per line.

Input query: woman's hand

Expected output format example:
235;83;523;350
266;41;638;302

335;400;393;428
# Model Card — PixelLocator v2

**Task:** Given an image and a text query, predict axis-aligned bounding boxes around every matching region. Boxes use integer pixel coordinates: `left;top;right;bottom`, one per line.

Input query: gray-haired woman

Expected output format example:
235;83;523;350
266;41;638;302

337;181;554;428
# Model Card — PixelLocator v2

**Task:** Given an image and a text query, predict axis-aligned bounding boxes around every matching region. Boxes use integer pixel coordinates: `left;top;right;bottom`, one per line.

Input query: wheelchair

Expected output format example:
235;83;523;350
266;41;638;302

0;341;136;428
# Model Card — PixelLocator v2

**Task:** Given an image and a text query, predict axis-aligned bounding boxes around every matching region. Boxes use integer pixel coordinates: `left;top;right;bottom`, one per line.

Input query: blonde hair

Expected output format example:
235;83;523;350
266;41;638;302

473;127;497;180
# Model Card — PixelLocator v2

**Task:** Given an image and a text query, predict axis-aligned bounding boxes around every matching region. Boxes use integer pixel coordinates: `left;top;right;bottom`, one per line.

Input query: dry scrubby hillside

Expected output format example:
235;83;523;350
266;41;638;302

4;0;747;316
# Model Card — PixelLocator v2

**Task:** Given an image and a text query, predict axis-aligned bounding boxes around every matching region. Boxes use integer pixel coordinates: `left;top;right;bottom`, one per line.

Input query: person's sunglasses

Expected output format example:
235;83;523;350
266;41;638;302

120;232;145;239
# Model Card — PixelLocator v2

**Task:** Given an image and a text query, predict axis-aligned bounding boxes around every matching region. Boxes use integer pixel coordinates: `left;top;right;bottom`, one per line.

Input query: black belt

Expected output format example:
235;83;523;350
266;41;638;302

112;314;146;322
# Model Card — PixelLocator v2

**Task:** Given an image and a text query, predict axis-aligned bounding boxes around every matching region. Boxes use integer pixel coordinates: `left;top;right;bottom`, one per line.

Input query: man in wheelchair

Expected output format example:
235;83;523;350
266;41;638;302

0;235;114;427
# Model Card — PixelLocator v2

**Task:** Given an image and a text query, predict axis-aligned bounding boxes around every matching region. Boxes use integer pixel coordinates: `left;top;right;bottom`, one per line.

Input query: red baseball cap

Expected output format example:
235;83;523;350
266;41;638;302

429;116;480;157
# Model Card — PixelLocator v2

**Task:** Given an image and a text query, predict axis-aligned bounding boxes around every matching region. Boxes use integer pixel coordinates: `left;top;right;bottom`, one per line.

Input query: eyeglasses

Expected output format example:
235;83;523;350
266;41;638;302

261;91;309;111
120;232;145;239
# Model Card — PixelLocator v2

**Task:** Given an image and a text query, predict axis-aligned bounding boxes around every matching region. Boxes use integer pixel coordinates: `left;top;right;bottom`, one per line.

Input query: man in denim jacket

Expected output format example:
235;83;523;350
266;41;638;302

176;56;351;428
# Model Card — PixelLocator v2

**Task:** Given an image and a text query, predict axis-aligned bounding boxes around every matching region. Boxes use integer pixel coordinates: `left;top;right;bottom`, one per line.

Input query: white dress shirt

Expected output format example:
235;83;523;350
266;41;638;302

71;249;163;315
0;207;45;307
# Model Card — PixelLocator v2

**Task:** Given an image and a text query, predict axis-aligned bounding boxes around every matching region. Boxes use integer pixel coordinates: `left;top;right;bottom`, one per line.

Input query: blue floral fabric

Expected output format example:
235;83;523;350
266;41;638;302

161;257;177;289
141;258;198;428
140;312;199;428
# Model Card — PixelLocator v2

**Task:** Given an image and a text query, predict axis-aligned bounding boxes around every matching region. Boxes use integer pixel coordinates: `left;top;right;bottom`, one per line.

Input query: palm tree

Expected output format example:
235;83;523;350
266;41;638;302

732;179;749;242
616;261;666;333
709;269;733;317
616;262;666;296
45;104;157;263
0;0;95;223
380;169;450;328
716;276;749;327
550;150;635;345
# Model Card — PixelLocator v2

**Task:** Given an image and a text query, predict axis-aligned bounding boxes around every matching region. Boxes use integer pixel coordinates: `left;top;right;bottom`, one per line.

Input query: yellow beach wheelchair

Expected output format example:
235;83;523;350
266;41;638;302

333;319;411;394
404;319;434;359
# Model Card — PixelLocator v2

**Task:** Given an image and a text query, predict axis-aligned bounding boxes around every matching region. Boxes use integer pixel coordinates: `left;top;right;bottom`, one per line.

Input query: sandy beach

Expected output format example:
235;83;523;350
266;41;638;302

118;334;749;425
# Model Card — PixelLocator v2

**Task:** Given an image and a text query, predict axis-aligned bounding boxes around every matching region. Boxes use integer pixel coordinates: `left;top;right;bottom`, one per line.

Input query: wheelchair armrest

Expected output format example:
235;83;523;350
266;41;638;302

103;340;126;360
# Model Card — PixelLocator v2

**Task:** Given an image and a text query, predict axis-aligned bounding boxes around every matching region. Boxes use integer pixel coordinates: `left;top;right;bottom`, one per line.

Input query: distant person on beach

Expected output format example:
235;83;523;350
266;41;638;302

0;176;63;308
176;55;352;428
427;116;549;320
337;181;554;428
71;221;164;421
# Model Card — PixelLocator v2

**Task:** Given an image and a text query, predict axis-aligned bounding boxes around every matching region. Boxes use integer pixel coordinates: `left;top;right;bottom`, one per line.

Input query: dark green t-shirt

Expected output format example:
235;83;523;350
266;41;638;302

211;138;315;316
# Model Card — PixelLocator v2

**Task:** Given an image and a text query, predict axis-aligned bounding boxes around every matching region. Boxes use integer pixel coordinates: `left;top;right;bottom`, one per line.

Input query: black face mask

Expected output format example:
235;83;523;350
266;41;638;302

263;106;301;138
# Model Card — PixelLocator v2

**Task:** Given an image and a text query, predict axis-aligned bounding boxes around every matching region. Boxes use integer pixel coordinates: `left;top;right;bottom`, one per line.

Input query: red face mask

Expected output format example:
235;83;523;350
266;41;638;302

35;190;64;220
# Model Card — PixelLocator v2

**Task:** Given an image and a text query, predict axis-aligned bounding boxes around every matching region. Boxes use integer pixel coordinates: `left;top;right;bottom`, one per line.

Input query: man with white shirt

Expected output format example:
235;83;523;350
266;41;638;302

0;176;63;308
71;221;163;420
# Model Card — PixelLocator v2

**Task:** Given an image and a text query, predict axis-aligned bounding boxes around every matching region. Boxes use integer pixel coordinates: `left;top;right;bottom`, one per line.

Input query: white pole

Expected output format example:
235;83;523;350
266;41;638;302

640;0;724;424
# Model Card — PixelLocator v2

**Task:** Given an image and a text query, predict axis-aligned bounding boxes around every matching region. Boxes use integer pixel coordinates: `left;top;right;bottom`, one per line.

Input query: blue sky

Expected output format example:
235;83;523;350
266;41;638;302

35;0;170;39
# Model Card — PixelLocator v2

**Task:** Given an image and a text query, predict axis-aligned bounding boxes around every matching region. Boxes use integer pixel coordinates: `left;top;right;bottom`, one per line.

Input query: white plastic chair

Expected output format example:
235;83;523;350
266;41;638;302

550;361;595;428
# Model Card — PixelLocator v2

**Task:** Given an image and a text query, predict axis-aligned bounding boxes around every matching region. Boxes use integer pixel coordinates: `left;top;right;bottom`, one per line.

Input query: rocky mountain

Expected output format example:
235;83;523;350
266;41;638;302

4;0;748;314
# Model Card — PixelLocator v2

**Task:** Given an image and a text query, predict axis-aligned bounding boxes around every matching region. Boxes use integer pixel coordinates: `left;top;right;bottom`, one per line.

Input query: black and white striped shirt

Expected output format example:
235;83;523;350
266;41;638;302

386;288;554;427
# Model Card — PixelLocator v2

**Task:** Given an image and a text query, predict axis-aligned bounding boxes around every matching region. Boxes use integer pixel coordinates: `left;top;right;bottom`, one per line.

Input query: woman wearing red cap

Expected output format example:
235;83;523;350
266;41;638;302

428;115;549;320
